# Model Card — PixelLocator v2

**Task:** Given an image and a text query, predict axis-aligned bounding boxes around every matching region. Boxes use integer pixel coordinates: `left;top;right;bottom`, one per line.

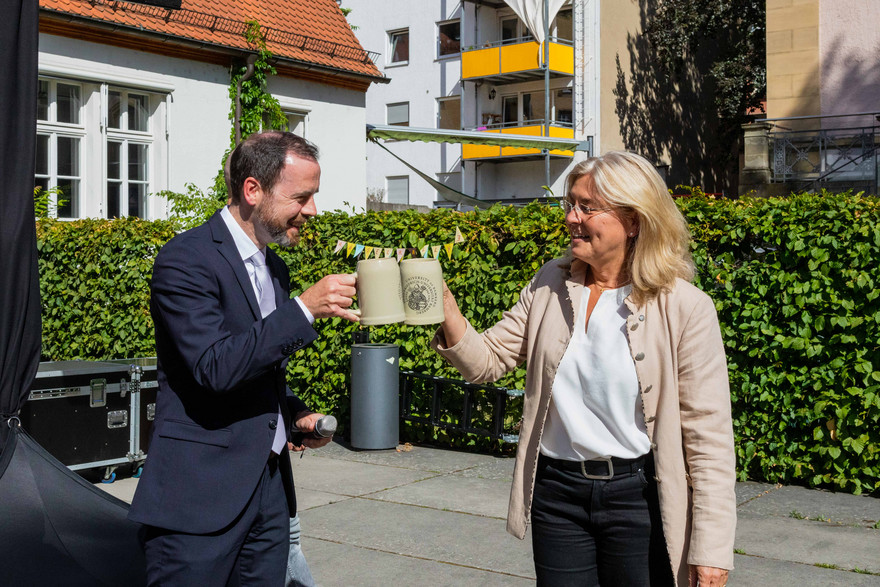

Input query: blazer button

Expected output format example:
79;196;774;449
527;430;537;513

295;338;304;345
645;415;656;423
639;315;645;321
634;352;645;361
630;323;638;330
643;384;653;393
269;419;278;430
282;344;292;354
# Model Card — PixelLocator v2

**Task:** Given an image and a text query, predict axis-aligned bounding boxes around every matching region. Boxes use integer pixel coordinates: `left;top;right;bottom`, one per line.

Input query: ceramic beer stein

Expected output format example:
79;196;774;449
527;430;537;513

353;257;406;325
399;258;445;325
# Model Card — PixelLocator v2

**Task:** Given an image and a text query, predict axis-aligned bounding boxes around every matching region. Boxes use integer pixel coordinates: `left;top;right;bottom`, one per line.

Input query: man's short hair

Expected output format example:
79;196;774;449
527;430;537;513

225;131;320;203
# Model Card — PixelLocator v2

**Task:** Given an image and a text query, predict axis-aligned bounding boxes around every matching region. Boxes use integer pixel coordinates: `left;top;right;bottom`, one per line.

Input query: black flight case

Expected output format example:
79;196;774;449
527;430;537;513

20;358;158;482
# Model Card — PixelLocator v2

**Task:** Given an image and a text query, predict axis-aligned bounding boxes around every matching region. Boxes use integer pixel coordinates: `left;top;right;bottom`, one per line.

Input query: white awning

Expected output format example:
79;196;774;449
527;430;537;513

503;0;567;45
366;124;591;153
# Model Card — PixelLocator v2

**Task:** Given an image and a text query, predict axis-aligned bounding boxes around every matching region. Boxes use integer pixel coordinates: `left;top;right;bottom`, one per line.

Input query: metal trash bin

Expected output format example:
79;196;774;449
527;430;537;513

350;343;399;450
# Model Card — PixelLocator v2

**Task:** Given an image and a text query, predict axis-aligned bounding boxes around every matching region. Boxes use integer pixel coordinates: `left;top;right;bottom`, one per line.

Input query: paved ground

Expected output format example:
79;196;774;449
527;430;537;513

100;440;880;586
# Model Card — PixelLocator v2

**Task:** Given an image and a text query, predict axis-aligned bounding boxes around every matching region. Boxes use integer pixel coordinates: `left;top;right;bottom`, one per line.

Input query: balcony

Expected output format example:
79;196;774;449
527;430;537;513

462;38;574;83
462;121;575;161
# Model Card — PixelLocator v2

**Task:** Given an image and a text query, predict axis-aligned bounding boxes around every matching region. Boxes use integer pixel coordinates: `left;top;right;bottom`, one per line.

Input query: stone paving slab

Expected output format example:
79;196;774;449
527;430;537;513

735;512;880;574
738;484;880;528
312;439;499;473
369;474;511;519
299;497;535;578
290;451;438;496
730;554;880;586
304;538;535;587
449;457;516;481
735;480;781;506
296;486;355;511
95;476;138;504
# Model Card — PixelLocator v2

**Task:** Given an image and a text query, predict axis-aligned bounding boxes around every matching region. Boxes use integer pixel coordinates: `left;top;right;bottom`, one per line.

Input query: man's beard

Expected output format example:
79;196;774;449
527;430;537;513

256;201;296;247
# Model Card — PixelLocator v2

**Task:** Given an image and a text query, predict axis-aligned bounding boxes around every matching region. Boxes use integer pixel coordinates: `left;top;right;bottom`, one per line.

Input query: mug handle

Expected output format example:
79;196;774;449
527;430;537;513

350;271;360;316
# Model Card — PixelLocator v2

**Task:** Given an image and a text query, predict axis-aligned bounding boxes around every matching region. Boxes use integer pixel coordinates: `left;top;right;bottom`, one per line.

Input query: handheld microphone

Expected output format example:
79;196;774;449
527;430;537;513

290;415;337;446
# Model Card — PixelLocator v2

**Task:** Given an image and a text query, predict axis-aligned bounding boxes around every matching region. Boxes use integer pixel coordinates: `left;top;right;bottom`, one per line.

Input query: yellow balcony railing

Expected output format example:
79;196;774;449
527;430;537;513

462;124;575;160
462;40;574;80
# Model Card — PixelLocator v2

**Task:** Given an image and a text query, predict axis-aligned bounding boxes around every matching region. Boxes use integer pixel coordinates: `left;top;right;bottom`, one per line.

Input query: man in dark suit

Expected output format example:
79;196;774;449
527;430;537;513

128;131;358;585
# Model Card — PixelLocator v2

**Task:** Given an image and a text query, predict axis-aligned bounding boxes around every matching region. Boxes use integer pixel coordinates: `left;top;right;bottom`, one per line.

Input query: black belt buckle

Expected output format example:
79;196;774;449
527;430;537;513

580;456;614;480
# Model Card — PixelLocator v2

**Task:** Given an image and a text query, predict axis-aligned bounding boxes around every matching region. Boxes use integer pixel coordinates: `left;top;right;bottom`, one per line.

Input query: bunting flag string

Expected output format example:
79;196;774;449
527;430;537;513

332;229;467;261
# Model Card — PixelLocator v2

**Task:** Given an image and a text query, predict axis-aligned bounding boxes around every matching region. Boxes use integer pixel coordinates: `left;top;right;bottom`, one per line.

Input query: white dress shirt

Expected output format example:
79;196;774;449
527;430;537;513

220;206;311;454
540;284;651;461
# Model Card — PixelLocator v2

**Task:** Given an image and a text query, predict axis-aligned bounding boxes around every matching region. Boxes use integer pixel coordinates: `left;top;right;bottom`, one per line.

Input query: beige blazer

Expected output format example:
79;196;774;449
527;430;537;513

432;257;736;586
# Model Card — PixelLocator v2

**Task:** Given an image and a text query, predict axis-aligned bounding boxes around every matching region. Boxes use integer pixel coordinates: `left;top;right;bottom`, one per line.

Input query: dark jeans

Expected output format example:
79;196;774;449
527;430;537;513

530;453;673;587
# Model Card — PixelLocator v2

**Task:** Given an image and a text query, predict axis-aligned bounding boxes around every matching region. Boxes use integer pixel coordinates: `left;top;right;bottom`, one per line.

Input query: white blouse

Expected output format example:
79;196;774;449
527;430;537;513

539;284;651;461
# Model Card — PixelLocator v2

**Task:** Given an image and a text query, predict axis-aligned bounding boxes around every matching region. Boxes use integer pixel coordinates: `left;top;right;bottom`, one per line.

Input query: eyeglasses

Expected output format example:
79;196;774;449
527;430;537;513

560;199;613;218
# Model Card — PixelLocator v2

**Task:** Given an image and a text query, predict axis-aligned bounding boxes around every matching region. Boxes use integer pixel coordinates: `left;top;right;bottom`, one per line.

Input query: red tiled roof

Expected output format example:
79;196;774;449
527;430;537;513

40;0;383;80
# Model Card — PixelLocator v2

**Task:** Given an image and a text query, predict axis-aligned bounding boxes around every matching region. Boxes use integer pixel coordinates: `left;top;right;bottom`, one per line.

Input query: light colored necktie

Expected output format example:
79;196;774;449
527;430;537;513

251;253;276;318
251;252;287;454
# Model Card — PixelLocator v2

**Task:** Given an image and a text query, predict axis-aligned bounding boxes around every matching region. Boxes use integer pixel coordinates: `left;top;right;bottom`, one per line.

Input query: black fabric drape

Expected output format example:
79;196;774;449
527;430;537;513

0;426;147;585
0;0;41;448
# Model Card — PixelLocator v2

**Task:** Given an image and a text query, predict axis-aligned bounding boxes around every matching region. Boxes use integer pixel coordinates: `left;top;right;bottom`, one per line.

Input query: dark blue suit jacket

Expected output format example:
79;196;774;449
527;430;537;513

128;210;318;534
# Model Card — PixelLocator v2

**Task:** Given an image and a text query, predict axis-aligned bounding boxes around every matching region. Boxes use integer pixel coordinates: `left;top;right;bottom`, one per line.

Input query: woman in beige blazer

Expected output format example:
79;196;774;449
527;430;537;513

432;151;736;586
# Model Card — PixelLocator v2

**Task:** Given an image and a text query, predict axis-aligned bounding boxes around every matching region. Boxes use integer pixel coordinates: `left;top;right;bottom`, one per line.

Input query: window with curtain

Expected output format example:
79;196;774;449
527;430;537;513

438;20;461;56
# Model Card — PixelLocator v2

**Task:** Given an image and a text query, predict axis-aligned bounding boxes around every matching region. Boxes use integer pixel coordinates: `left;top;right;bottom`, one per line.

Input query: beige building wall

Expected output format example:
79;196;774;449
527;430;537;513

766;0;820;122
819;0;880;119
598;0;641;155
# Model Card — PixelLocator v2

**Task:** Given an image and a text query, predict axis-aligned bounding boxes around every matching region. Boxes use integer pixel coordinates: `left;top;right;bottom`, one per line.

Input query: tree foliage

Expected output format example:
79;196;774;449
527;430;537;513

644;0;766;120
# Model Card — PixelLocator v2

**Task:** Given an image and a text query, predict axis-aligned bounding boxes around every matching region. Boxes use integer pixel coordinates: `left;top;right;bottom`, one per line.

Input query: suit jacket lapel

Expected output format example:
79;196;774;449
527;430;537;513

208;211;262;321
266;249;288;307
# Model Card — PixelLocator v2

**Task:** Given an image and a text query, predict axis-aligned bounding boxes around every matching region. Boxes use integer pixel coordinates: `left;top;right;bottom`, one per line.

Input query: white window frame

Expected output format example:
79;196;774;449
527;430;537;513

499;87;573;126
388;28;410;66
436;96;461;130
36;75;166;220
387;102;410;127
386;176;409;205
106;87;153;219
499;15;533;43
36;79;85;219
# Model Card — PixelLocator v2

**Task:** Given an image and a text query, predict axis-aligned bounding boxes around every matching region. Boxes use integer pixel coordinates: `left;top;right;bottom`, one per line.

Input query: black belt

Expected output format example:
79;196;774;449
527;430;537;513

541;453;650;480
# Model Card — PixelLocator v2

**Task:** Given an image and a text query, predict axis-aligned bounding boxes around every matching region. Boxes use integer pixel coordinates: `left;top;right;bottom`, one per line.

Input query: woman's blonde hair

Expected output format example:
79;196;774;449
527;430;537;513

564;150;694;304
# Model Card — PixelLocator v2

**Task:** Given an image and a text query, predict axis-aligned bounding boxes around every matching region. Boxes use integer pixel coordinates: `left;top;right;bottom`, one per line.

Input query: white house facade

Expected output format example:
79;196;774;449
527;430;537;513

37;0;386;220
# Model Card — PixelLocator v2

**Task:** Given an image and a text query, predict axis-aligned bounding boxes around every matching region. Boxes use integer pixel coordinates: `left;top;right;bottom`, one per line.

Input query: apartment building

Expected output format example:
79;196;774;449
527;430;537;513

348;0;651;207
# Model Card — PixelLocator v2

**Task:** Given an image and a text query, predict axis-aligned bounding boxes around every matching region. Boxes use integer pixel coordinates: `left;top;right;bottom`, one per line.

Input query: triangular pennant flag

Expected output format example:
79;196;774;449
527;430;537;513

454;227;464;243
384;248;393;258
410;248;419;257
353;244;365;258
346;242;356;257
432;245;442;258
333;240;346;255
363;246;373;259
444;242;454;259
396;248;406;262
420;245;429;258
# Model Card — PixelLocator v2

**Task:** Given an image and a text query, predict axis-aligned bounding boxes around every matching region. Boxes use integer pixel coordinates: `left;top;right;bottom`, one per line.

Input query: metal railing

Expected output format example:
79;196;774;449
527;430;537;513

399;371;522;443
461;35;574;52
760;112;880;194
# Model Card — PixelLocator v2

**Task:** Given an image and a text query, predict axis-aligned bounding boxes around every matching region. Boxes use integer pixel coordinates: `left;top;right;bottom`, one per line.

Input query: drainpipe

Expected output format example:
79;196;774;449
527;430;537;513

234;54;259;145
543;0;551;196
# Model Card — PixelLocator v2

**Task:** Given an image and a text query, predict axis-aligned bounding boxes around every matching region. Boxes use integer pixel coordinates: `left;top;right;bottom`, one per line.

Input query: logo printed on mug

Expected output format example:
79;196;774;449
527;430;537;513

404;275;437;315
399;258;445;325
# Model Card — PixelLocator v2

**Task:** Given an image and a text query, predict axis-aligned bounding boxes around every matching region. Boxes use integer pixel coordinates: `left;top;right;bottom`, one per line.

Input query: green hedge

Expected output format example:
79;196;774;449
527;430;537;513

35;192;880;494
